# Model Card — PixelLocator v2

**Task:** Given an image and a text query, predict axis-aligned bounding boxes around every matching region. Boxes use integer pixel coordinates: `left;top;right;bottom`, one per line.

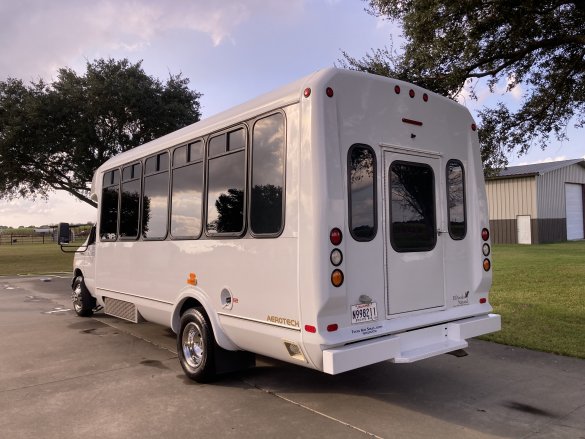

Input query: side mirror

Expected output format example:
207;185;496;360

58;222;70;244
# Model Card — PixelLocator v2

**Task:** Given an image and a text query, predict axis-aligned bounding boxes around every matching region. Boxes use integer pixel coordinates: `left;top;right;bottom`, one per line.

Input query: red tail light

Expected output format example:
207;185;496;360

482;228;490;241
330;228;342;246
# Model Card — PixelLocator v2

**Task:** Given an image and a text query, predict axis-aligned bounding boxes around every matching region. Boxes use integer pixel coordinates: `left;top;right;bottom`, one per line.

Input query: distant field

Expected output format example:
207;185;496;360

0;244;74;275
483;241;585;359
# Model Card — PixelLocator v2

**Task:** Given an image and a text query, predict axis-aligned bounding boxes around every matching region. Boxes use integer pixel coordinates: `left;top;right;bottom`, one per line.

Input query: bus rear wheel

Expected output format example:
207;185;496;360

72;275;95;317
177;308;216;382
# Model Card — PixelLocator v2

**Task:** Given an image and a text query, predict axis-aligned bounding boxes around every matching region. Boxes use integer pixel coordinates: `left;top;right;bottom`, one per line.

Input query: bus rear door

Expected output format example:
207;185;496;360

382;147;446;315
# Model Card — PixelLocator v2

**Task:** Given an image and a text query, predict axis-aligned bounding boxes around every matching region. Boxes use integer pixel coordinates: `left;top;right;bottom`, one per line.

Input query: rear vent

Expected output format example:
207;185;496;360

104;297;143;323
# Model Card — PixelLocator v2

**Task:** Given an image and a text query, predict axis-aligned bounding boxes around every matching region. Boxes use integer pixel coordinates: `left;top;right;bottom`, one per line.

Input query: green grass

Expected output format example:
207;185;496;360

482;241;585;359
0;244;74;276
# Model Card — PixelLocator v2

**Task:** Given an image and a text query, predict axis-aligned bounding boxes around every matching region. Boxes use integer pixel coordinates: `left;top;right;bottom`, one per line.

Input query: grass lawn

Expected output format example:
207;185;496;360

0;244;74;276
483;241;585;359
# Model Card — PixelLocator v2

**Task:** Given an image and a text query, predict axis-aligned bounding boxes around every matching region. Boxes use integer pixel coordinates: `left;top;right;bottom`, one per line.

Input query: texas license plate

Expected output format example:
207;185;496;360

351;302;378;324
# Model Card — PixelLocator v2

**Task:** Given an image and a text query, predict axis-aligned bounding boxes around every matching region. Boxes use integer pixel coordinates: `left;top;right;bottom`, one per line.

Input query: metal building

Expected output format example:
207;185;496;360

485;159;585;244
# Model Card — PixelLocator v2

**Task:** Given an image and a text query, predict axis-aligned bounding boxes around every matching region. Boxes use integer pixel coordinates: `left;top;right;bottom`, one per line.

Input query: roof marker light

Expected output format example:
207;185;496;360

326;87;334;97
394;85;401;94
409;89;415;98
423;93;429;102
471;123;477;131
304;88;311;98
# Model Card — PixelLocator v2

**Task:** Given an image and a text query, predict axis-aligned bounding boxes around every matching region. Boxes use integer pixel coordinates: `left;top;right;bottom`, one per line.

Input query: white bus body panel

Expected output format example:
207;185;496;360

77;68;498;375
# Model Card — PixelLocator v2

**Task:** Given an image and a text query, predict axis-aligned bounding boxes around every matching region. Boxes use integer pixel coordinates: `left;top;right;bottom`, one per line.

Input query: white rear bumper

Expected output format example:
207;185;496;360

322;313;501;374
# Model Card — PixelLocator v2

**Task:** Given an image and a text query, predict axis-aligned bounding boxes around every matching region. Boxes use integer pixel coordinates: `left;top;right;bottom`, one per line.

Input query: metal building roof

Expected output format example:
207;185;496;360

489;158;585;179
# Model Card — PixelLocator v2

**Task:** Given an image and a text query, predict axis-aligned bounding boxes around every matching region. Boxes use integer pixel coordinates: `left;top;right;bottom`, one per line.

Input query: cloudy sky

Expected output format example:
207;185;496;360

1;0;584;227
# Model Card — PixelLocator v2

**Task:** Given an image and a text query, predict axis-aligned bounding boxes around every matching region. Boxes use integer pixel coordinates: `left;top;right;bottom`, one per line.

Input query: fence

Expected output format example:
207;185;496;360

0;225;91;245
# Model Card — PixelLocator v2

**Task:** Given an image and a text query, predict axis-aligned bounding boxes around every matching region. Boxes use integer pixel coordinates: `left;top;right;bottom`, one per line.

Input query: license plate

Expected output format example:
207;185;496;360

351;302;378;324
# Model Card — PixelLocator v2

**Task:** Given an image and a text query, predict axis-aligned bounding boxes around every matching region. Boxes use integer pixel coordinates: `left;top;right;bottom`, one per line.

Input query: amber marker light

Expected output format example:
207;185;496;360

331;269;344;287
187;273;197;286
483;259;491;271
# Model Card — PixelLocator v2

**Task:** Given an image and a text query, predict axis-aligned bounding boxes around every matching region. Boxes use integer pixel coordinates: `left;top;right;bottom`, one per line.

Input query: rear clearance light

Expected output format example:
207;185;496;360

481;228;490;241
479;298;487;304
483;259;491;271
482;243;491;256
330;228;342;246
327;324;338;332
409;89;415;98
394;85;400;94
331;269;344;287
330;249;343;266
326;87;334;97
304;324;316;333
423;93;429;102
303;88;311;98
471;123;477;131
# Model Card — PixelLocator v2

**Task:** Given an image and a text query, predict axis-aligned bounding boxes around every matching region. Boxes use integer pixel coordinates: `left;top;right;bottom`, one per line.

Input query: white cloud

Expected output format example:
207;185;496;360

0;192;96;228
0;0;304;81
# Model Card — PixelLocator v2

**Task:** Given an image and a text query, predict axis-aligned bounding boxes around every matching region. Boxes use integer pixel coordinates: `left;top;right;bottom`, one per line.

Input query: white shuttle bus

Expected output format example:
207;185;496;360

70;68;500;382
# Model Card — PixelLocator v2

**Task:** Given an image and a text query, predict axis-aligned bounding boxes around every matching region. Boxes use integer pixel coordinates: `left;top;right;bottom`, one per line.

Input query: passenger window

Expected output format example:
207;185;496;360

390;161;436;252
143;152;169;239
206;128;246;235
447;160;466;239
251;114;285;235
348;144;377;241
99;170;120;241
171;141;204;238
119;162;142;239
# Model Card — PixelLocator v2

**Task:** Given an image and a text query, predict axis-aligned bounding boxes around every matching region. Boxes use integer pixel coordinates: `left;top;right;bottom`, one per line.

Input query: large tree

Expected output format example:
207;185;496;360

341;1;585;171
0;58;202;207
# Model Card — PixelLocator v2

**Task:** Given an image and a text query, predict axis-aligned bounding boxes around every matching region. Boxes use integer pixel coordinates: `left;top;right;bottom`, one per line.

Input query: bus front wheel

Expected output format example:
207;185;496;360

72;276;95;317
177;308;216;382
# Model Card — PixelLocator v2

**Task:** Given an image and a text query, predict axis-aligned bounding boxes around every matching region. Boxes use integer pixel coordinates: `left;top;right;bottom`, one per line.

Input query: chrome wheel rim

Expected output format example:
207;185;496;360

182;322;204;369
72;283;82;312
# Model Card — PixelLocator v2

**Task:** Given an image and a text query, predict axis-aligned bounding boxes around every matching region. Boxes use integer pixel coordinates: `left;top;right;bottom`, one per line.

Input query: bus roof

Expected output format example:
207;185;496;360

94;68;466;177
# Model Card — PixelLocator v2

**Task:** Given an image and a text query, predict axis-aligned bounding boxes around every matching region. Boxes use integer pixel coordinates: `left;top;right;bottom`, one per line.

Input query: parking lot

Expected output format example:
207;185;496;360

1;275;584;439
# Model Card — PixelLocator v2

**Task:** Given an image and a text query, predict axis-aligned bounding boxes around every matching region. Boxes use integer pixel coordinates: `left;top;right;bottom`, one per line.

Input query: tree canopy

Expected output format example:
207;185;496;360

0;58;202;207
341;1;585;171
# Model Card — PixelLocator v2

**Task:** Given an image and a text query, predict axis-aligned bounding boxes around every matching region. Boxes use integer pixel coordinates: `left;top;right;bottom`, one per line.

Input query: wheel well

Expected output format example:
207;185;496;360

72;269;83;288
172;297;206;333
179;298;204;317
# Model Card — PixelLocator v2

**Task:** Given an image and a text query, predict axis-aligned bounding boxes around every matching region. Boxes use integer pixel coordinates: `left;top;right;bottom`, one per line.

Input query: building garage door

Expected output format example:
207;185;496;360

565;183;584;240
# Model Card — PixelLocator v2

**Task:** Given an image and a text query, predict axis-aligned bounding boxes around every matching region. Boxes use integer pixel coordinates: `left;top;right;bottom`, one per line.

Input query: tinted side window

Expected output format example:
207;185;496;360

348;144;377;241
206;129;246;235
447;160;466;240
100;170;120;241
120;163;142;239
390;161;436;252
171;141;204;238
251;113;285;235
143;152;169;239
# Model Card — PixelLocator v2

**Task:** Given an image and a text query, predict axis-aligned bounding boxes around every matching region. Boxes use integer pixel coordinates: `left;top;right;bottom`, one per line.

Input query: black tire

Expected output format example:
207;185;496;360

72;275;96;317
177;308;216;382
